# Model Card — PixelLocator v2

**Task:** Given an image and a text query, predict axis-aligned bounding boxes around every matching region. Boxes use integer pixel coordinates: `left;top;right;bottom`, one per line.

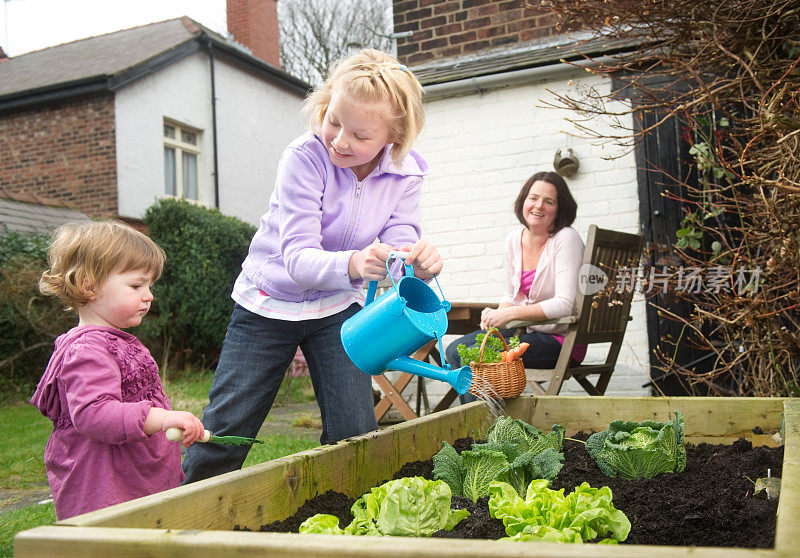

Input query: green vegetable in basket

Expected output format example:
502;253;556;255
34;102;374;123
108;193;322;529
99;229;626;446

456;328;519;365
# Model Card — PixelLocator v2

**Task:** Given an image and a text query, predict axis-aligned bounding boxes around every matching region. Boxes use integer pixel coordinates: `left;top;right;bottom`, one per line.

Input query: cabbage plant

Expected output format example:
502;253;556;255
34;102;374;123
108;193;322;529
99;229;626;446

433;417;566;501
486;416;565;454
585;411;686;480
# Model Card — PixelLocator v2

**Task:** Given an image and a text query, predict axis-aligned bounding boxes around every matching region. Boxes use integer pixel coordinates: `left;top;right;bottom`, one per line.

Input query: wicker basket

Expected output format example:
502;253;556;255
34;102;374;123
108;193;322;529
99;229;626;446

467;329;526;399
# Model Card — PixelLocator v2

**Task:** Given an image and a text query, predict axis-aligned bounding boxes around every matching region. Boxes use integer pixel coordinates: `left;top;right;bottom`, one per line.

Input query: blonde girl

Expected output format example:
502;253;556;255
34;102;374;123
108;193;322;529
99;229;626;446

182;49;442;483
32;220;204;519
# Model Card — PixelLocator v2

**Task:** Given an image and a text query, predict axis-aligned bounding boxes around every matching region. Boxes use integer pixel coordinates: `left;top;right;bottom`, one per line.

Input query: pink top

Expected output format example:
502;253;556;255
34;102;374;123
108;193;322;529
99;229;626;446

519;268;537;296
30;326;183;520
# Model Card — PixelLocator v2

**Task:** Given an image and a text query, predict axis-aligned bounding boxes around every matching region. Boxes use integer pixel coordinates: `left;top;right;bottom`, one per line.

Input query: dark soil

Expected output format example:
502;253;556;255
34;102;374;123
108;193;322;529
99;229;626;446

254;434;783;547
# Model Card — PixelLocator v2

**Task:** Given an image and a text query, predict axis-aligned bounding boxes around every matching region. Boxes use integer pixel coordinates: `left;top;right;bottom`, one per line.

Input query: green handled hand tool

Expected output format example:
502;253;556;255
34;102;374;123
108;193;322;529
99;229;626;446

165;427;264;446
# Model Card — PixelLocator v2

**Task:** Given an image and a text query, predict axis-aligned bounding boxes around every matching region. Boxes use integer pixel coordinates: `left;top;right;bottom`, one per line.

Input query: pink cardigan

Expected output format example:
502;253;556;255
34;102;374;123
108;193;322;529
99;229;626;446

501;226;585;336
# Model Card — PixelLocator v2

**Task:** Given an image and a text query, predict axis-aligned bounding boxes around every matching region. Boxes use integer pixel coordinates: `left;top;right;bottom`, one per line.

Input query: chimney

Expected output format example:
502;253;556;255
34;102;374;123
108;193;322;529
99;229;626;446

0;46;8;62
227;0;280;67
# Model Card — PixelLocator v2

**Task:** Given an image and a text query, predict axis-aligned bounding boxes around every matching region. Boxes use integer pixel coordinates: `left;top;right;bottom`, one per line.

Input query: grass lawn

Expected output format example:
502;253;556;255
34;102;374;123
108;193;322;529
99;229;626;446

0;405;52;491
0;503;56;557
1;370;318;558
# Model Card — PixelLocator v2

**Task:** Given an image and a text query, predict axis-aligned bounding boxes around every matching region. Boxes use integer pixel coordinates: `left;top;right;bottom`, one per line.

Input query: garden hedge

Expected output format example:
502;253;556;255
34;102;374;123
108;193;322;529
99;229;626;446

143;198;256;369
0;228;69;401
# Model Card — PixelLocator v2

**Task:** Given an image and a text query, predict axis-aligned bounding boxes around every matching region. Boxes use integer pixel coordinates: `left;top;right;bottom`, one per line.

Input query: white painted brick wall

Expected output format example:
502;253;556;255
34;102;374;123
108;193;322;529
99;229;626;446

380;70;652;413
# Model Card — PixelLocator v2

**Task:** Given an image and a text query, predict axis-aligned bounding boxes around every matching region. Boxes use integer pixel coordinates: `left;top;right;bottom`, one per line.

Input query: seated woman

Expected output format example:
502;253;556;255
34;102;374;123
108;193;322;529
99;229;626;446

444;171;587;400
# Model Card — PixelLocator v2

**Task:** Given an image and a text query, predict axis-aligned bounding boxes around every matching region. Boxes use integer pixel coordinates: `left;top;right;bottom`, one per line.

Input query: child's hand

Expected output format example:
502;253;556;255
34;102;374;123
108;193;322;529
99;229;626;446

349;243;393;281
400;239;443;279
161;411;205;448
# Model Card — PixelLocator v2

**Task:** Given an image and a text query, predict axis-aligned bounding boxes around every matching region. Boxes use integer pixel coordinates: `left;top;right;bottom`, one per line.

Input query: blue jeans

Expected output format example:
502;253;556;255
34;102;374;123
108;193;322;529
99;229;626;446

445;328;567;403
182;303;378;484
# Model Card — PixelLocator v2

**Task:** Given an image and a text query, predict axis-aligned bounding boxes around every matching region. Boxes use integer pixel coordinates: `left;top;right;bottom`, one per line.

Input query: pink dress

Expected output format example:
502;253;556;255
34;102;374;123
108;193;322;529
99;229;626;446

30;326;183;519
520;269;587;363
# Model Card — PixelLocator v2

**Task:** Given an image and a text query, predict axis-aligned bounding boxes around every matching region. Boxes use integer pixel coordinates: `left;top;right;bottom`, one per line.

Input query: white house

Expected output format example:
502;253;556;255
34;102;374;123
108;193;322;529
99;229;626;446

0;10;309;227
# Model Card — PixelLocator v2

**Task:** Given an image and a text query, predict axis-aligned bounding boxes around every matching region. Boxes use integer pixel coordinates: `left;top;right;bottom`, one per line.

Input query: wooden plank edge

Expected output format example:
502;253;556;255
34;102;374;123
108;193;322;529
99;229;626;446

774;399;799;554
14;526;780;558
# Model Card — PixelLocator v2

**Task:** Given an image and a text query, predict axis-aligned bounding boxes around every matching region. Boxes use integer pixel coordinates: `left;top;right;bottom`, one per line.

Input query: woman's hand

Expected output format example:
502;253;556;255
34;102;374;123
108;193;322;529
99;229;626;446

480;306;516;330
349;243;394;281
399;238;443;279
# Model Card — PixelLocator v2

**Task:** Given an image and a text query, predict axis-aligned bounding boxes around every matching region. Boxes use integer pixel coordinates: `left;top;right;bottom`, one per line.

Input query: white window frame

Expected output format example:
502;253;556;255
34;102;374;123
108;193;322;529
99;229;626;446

163;120;202;202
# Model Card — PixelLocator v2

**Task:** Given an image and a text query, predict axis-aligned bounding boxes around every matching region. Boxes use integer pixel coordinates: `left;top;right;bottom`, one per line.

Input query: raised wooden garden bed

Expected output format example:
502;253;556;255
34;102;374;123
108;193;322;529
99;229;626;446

16;396;799;557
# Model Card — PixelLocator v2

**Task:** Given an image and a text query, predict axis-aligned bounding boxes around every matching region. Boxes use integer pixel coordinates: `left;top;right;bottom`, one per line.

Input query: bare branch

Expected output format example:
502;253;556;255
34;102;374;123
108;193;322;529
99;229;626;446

278;0;393;85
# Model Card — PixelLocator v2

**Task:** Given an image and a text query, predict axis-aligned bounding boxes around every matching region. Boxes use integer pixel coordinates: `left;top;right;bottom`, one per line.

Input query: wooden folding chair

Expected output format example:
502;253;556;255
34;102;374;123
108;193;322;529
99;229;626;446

507;225;643;395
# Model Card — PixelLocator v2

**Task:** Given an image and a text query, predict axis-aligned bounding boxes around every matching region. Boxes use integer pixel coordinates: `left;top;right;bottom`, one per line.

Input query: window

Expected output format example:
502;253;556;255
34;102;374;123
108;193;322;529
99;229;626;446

163;121;201;201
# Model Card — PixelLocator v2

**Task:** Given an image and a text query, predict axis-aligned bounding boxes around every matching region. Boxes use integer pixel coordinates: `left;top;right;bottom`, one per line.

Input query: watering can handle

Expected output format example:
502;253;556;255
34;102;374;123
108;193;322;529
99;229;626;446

365;281;377;305
365;251;412;305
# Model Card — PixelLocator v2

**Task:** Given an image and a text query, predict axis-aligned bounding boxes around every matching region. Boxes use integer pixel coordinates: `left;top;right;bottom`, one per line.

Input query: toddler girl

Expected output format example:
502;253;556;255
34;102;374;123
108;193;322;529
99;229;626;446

31;220;205;519
182;48;442;483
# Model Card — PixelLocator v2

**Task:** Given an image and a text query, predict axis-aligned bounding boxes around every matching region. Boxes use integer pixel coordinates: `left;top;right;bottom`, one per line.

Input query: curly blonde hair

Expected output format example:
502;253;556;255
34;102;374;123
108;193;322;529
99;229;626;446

39;220;165;308
301;48;424;167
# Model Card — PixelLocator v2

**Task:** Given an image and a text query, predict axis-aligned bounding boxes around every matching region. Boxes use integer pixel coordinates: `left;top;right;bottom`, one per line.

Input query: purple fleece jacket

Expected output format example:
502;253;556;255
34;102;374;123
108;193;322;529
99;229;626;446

30;326;183;519
240;132;430;302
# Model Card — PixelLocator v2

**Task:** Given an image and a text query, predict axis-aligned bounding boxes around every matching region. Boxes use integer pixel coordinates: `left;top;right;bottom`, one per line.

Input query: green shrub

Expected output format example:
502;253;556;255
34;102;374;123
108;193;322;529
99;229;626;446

0;229;74;402
0;228;49;266
143;198;256;369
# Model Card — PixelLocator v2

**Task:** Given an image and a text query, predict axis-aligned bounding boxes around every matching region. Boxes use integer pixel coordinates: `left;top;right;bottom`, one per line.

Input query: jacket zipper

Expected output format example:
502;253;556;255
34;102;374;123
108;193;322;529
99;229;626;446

341;176;363;250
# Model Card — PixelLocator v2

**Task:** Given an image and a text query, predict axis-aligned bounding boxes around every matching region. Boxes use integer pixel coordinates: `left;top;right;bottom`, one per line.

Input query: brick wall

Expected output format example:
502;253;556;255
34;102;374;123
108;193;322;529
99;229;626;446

0;93;118;218
393;0;559;65
227;0;280;67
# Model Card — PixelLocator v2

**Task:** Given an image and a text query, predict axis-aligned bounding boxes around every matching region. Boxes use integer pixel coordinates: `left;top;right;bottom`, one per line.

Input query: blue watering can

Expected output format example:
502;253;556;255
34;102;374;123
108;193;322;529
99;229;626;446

340;252;473;394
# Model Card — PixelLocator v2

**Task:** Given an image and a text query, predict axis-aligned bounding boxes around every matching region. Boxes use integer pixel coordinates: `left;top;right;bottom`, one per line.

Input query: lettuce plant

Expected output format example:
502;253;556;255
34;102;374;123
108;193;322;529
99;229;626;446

585;411;686;480
299;476;469;537
488;479;631;544
433;417;566;501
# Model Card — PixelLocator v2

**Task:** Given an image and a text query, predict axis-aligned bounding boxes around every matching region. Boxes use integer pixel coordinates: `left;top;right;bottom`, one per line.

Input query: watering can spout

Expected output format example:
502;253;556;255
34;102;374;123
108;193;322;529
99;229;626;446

387;357;472;395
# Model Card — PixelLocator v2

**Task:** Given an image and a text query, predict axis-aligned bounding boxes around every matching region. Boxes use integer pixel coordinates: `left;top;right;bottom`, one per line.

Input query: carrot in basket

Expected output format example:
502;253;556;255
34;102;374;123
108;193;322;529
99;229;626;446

508;342;530;361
